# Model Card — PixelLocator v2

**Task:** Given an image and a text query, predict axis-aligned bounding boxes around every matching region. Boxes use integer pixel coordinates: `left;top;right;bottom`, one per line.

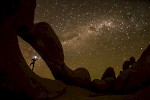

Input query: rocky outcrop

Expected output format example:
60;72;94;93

114;45;150;94
0;0;66;99
101;67;116;80
0;0;90;99
1;0;150;99
91;67;116;93
18;22;91;88
0;0;36;98
91;79;110;93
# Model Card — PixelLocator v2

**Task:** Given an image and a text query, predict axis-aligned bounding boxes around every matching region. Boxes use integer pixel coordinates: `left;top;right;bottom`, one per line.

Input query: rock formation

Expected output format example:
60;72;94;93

0;0;66;99
101;67;116;80
114;45;150;94
0;0;90;99
91;79;110;93
18;22;91;88
1;0;150;99
91;67;116;93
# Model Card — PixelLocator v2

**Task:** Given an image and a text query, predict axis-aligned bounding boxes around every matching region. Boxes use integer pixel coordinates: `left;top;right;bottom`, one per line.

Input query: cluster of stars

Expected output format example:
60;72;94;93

19;0;150;80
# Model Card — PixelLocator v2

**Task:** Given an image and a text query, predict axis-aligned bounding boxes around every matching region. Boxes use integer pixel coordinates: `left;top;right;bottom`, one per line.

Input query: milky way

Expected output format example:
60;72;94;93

19;0;150;80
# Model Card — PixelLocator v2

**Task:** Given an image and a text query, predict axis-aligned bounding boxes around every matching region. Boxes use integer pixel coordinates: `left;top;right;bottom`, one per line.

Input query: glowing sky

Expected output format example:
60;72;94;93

19;0;150;80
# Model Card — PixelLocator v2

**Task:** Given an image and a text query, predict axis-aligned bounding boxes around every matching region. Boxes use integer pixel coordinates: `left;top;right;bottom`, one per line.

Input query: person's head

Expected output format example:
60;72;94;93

130;57;135;63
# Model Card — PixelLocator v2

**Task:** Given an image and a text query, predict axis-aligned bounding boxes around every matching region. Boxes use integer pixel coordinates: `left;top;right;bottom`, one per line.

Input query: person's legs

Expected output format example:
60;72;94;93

30;63;32;66
31;64;34;71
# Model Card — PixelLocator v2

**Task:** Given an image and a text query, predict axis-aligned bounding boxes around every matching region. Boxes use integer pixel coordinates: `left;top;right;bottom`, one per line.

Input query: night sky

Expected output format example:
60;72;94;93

18;0;150;80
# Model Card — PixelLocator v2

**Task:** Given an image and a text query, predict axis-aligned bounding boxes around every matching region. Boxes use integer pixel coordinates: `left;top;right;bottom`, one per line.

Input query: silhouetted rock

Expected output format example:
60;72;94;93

19;22;91;88
125;85;150;100
91;79;110;93
91;67;116;93
114;45;150;94
2;0;150;99
19;54;66;99
101;67;116;80
122;57;136;71
0;0;91;98
0;0;36;98
67;66;91;87
0;0;66;99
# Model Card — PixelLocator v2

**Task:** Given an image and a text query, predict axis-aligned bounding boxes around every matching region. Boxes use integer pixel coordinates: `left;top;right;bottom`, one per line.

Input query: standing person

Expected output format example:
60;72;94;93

30;56;38;71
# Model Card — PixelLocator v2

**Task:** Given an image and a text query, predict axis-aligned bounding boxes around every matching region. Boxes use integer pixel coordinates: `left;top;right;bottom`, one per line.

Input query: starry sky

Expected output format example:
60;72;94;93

18;0;150;80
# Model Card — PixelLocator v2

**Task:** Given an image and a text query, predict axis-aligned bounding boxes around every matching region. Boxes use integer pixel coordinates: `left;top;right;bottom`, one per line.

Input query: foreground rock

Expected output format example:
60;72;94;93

18;22;91;88
91;67;116;93
0;0;66;99
114;45;150;94
1;0;150;99
101;67;116;80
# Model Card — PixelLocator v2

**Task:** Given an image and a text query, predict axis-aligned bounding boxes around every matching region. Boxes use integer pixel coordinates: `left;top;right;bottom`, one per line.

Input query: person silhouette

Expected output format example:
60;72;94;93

30;56;38;71
122;57;135;71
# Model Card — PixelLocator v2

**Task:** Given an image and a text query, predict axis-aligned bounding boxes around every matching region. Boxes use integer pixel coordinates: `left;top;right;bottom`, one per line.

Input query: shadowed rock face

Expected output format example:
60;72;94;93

91;79;110;93
0;0;90;98
91;67;116;94
0;0;36;98
114;45;150;94
101;67;116;80
1;0;150;99
91;45;150;95
18;22;91;88
0;0;66;99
